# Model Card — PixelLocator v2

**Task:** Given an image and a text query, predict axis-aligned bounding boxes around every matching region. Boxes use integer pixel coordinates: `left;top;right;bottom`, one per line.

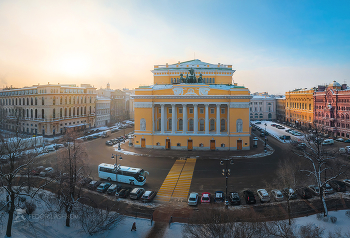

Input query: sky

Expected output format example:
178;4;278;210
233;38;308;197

0;0;350;94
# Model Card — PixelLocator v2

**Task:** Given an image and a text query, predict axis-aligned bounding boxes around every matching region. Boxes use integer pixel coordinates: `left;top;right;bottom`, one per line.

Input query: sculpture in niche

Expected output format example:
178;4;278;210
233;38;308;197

140;118;146;131
236;119;243;133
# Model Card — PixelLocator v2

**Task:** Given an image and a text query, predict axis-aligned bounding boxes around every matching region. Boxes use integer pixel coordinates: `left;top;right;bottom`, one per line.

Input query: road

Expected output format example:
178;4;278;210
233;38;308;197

78;126;296;202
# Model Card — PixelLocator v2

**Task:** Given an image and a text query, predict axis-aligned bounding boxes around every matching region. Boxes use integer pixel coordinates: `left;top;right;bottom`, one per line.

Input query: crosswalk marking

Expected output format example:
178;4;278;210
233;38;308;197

155;158;196;203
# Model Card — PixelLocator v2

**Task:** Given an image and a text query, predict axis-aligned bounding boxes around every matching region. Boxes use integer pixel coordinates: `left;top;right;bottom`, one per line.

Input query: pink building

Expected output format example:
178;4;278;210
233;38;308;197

314;81;350;138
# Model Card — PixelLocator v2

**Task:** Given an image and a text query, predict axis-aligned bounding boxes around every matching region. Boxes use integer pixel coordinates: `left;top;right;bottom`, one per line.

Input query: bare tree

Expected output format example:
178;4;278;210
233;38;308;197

0;110;52;237
292;124;349;216
56;131;90;227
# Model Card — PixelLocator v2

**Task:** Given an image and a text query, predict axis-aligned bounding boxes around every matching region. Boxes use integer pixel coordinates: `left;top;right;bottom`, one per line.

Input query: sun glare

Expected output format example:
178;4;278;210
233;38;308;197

59;55;90;77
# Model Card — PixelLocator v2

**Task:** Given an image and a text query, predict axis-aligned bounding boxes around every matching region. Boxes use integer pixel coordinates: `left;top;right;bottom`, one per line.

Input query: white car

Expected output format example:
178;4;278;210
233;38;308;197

336;138;345;142
271;189;284;202
257;189;270;203
188;192;199;206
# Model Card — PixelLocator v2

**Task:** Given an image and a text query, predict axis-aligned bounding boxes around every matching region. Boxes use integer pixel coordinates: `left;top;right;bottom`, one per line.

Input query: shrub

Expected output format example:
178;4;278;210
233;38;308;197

330;216;337;223
323;216;329;222
25;201;36;215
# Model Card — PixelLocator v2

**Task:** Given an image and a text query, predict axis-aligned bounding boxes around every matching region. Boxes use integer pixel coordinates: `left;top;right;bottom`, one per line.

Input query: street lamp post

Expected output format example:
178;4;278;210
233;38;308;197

264;123;267;153
111;153;123;188
220;159;234;207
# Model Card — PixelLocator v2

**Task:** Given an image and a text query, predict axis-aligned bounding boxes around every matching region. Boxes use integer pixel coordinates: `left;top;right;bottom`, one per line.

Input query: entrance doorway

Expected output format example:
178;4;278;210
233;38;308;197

141;138;146;148
187;139;193;150
166;139;171;149
210;140;215;150
237;140;242;150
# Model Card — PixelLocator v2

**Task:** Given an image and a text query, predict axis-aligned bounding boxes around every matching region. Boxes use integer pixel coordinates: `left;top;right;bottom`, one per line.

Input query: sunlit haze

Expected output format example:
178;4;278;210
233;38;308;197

1;0;350;94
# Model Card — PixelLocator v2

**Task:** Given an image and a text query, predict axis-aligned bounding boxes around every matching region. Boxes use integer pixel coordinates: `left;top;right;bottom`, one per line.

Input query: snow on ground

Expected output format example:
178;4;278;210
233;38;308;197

253;120;304;143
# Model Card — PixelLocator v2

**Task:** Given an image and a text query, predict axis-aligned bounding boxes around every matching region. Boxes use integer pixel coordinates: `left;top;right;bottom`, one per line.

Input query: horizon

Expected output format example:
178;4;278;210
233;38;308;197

1;0;350;94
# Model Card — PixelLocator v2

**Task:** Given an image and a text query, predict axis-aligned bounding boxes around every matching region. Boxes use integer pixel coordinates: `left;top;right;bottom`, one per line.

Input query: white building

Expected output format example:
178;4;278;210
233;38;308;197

95;96;111;127
250;96;276;121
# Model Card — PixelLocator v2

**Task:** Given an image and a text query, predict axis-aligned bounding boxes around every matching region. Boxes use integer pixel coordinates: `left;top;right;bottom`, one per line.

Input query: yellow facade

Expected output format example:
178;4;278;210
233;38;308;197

285;89;315;125
133;59;252;151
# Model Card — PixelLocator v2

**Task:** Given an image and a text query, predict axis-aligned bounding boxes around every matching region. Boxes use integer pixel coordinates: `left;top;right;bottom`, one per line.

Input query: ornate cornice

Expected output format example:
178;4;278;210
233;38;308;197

132;95;252;100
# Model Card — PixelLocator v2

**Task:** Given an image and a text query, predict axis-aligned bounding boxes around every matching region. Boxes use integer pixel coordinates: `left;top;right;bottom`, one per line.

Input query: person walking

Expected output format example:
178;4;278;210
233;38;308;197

131;222;136;231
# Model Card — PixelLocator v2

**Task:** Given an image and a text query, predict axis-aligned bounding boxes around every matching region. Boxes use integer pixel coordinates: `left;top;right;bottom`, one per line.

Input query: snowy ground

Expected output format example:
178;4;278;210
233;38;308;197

253;120;305;143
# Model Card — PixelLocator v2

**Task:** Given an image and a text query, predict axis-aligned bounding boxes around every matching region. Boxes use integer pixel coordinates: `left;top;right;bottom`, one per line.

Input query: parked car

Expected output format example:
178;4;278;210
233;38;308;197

329;180;346;192
107;184;121;195
141;190;157;202
324;183;334;194
88;180;102;190
271;190;284;202
322;139;334;145
297;187;313;199
117;188;131;198
344;139;350;143
228;192;241;205
257;189;271;203
105;141;113;146
255;121;262;124
130;188;145;200
271;124;276;127
308;185;320;196
277;126;285;129
296;143;306;150
214;191;225;203
282;188;297;200
97;183;111;193
188;192;199;206
243;190;256;204
336;138;345;142
31;166;44;176
342;179;350;187
201;192;211;203
339;148;346;154
260;133;265;137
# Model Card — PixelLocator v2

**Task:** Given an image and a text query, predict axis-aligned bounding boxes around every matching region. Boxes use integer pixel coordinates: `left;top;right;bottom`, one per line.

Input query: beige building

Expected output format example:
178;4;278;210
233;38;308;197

249;96;276;121
0;84;96;136
95;96;111;127
276;97;286;122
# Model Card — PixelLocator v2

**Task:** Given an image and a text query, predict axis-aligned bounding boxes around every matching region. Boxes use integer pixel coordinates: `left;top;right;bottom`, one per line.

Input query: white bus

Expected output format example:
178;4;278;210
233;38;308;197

98;163;148;186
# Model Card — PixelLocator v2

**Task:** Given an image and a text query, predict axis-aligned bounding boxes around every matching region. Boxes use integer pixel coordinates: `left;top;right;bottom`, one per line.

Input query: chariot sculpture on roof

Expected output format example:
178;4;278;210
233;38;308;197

180;68;203;84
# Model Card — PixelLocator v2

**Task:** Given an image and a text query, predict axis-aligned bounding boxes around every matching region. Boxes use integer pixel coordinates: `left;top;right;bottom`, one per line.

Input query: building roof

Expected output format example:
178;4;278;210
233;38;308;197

153;59;234;72
328;81;341;87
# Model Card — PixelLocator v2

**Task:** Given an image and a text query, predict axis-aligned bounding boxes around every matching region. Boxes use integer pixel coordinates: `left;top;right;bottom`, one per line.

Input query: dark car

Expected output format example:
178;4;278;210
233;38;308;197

344;139;350;143
260;133;265;137
297;187;313;199
229;192;241;205
107;184;122;195
214;191;225;203
296;143;306;150
117;187;131;198
105;141;113;146
243;190;256;204
141;190;157;202
88;180;102;190
329;180;347;192
130;188;145;200
282;188;297;200
97;183;111;193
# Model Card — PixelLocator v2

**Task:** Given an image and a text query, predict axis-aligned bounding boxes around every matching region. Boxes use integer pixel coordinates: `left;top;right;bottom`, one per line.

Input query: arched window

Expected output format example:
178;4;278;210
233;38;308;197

140;118;146;131
199;119;204;131
69;108;71;117
89;106;91;114
341;114;345;119
77;107;79;116
179;119;183;131
168;118;172;130
31;109;33;118
73;97;75;104
60;108;62;118
236;119;243;132
42;97;44;105
259;113;263;119
210;119;215;131
15;98;17;105
69;97;71;104
65;97;67;104
60;97;62;104
220;119;225;131
53;97;55;105
84;107;86;114
23;98;25;105
158;118;161;131
189;119;194;131
73;107;75;117
250;113;253;118
53;109;55;118
255;113;258;118
81;107;83;115
346;114;349;120
27;98;29;105
26;109;29;118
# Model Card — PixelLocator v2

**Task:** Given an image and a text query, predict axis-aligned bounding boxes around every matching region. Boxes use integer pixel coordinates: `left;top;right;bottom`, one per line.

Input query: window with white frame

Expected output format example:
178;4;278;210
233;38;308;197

169;108;172;114
189;108;193;114
179;108;183;114
221;108;225;114
200;108;204;114
210;108;214;114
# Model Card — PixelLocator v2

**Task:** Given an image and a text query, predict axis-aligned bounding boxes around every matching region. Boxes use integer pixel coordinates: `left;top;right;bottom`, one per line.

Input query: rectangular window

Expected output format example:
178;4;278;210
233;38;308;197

189;108;193;114
221;108;225;114
158;108;161;113
200;108;204;114
210;108;214;114
179;108;183;114
169;108;172;114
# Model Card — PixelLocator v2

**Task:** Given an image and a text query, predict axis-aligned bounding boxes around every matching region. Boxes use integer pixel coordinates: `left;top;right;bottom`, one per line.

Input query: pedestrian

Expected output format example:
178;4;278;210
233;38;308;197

131;222;136;231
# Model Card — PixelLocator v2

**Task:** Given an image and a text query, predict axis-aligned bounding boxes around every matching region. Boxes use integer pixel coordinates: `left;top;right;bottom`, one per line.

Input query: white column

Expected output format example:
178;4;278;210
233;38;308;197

183;104;187;133
152;104;155;133
216;104;220;134
161;104;165;134
227;104;230;133
205;104;209;134
193;104;198;134
172;104;176;134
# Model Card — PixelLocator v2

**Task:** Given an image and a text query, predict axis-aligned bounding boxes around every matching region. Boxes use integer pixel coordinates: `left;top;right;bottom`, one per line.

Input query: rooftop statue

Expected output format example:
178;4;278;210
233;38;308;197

198;73;203;83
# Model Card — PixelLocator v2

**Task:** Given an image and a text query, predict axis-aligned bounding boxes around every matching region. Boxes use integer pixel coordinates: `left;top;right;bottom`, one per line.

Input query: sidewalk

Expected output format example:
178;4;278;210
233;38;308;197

116;137;274;159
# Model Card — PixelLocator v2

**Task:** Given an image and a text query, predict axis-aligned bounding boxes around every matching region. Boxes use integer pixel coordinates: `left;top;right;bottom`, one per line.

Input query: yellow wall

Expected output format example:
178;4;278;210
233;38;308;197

285;89;314;124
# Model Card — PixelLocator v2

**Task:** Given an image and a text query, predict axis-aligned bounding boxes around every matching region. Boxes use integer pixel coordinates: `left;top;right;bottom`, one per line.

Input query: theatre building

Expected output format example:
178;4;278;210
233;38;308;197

133;59;252;151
